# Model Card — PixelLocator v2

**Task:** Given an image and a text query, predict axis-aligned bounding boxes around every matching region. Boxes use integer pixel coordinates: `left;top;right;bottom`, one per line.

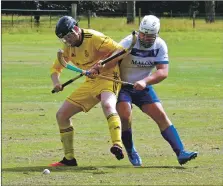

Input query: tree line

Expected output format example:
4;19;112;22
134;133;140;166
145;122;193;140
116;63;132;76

2;1;220;23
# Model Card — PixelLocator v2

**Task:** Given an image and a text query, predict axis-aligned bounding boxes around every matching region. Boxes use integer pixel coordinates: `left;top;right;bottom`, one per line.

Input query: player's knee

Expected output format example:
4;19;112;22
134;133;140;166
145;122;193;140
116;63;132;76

101;101;115;113
56;110;68;123
152;111;170;125
56;111;62;122
158;110;168;121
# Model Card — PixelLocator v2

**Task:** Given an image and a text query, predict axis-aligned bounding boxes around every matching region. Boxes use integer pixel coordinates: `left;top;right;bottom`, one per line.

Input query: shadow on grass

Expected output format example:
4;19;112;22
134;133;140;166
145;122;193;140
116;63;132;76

2;165;186;173
135;165;186;169
2;166;101;173
103;165;186;169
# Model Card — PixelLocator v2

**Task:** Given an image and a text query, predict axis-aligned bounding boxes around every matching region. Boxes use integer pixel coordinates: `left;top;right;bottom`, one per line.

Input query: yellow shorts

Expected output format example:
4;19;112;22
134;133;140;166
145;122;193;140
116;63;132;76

66;77;120;112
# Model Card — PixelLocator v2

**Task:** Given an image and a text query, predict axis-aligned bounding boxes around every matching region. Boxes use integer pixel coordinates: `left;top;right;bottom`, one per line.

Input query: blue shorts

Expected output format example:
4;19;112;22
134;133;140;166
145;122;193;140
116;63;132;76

117;85;160;109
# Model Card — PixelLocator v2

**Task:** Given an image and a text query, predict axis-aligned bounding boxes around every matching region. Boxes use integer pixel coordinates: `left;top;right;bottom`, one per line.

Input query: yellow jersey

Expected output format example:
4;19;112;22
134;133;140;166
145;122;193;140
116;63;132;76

51;28;124;77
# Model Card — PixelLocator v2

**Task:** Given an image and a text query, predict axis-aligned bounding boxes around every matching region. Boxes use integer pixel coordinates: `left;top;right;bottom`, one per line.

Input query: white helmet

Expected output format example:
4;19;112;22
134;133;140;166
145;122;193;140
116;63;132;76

139;15;160;48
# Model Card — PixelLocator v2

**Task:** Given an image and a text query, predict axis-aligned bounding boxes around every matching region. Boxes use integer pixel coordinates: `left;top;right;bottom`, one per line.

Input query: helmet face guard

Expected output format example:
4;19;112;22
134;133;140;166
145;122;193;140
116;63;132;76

138;32;157;48
59;30;77;47
139;15;160;48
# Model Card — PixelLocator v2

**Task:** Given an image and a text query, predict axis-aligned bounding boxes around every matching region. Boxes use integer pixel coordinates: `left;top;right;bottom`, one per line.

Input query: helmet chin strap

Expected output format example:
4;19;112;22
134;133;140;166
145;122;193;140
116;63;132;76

139;40;152;48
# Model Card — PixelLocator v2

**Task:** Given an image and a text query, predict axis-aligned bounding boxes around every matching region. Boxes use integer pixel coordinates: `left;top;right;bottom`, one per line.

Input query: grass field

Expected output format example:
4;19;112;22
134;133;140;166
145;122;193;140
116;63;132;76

2;17;223;185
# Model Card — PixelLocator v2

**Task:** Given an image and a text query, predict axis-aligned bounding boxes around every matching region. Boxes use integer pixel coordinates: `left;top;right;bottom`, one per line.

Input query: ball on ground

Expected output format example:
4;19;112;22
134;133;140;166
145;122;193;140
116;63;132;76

42;169;50;174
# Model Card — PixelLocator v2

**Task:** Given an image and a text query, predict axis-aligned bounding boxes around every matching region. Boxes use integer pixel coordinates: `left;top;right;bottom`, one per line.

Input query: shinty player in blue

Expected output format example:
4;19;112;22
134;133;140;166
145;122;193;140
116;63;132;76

117;15;198;166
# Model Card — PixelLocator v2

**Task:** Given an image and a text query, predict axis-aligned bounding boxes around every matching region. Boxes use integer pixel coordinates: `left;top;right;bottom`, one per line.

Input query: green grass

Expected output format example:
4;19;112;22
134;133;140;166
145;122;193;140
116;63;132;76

2;17;223;185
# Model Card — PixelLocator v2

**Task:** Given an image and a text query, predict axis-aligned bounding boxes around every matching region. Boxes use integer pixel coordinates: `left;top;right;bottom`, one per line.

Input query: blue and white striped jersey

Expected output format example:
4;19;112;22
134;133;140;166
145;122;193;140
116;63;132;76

119;33;169;83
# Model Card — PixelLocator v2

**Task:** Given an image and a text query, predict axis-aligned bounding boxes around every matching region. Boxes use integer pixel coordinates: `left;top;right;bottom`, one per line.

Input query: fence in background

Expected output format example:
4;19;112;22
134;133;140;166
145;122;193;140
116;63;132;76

2;8;223;30
1;9;70;28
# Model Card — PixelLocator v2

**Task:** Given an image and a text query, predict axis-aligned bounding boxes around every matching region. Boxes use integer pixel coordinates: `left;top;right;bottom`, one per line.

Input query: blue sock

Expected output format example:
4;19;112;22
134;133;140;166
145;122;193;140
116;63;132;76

161;125;184;156
122;128;135;154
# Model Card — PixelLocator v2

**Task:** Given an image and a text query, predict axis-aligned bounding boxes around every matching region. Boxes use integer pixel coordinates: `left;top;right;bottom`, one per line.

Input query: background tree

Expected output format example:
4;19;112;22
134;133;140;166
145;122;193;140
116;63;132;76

2;0;222;19
189;1;199;19
205;1;215;23
127;1;135;24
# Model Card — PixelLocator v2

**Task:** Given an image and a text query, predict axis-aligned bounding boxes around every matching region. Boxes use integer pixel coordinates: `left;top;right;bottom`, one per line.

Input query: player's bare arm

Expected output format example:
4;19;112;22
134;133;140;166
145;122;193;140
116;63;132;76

86;46;125;79
134;64;168;90
87;53;122;78
87;32;136;79
51;72;63;92
51;47;71;91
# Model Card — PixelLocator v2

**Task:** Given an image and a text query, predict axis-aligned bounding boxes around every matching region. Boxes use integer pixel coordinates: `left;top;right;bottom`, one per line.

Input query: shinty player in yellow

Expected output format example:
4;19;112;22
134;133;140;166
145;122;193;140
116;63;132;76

50;16;126;166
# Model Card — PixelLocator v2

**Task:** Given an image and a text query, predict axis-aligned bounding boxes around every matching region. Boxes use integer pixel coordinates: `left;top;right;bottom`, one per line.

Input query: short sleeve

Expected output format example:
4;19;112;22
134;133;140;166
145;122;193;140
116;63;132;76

154;40;169;64
119;34;133;49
